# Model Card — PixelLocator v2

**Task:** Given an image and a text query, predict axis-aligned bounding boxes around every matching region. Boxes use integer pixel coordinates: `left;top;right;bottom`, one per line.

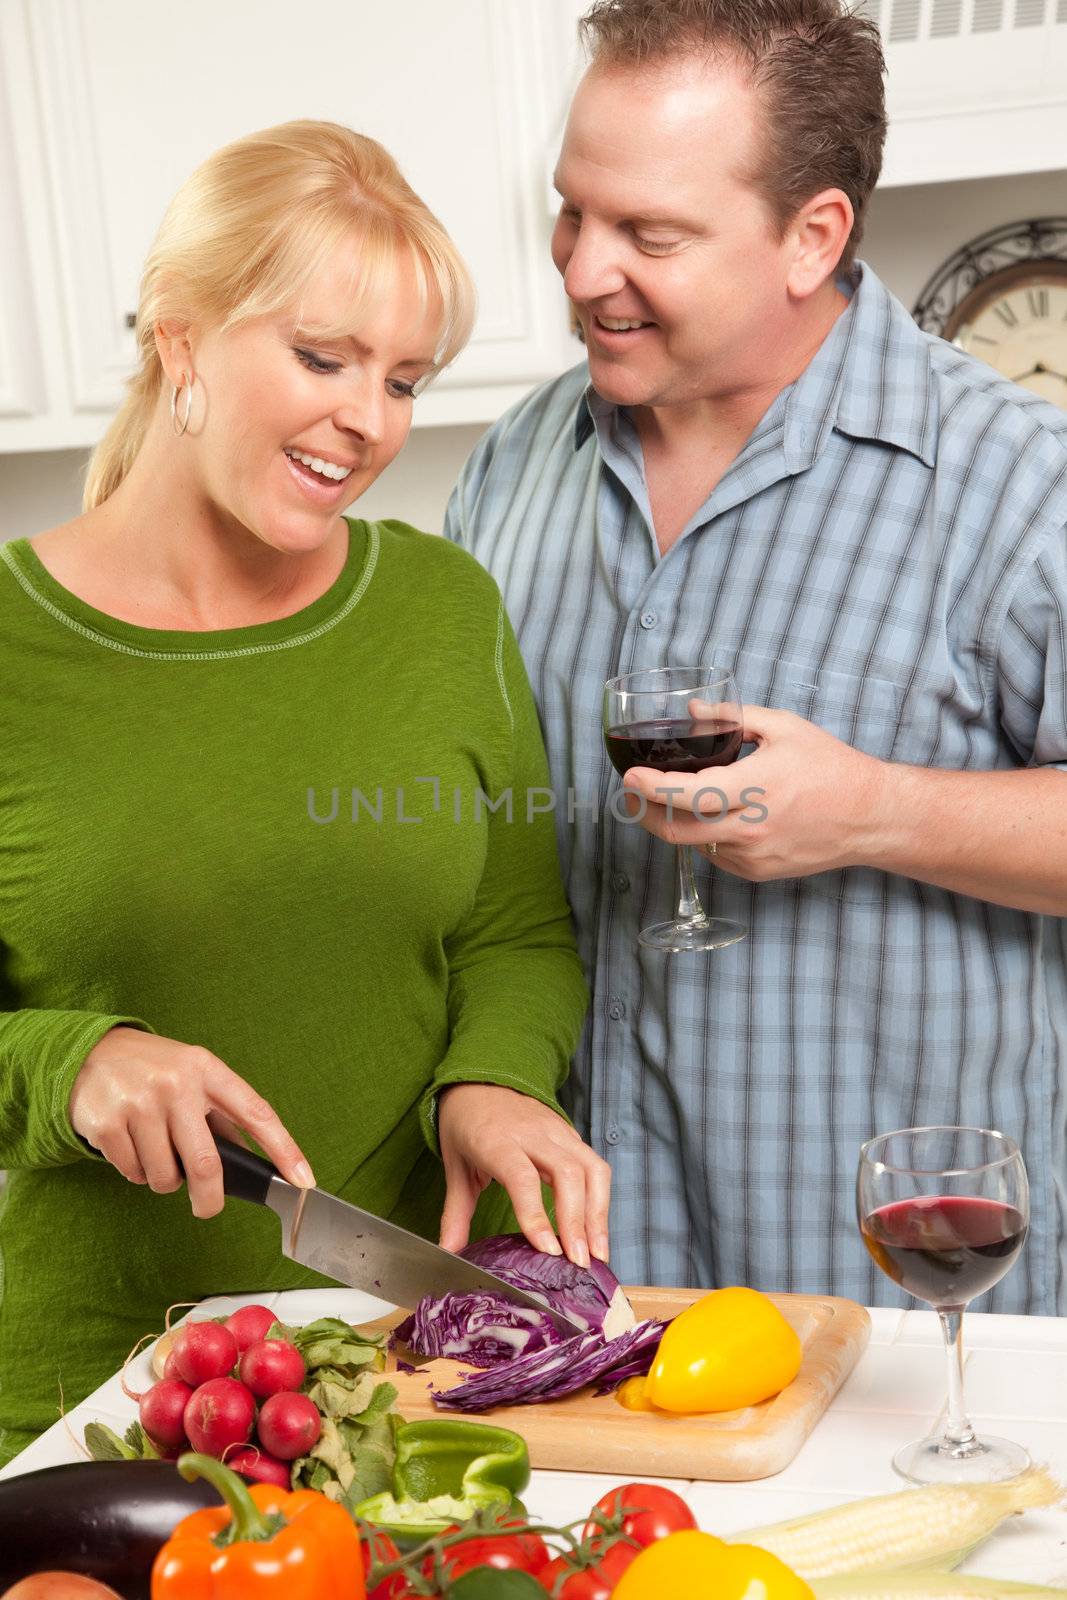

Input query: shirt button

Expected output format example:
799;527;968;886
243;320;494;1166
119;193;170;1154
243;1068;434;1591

612;872;630;893
639;609;658;630
605;1124;621;1145
607;997;626;1021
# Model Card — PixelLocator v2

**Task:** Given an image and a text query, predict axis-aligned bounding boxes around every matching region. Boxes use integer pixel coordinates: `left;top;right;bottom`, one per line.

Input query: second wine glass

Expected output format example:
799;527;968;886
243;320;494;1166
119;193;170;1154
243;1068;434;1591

857;1125;1030;1484
603;666;746;953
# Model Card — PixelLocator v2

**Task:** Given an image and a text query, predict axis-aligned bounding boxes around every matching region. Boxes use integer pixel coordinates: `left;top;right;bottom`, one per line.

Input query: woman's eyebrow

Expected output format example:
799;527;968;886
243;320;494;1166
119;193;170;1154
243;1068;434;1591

292;327;436;366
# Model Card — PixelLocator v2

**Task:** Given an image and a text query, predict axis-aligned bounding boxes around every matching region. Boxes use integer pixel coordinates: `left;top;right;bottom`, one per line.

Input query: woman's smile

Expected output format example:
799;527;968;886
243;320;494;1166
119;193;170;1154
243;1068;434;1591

282;446;357;504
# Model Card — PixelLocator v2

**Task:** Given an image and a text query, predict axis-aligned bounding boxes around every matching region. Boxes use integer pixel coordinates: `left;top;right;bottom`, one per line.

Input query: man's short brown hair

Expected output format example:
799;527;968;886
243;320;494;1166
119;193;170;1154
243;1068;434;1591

578;0;887;274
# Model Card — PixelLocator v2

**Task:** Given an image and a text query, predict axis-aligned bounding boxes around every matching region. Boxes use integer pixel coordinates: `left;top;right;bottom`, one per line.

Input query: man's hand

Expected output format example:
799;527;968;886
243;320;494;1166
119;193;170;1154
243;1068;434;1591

437;1083;611;1268
620;704;886;883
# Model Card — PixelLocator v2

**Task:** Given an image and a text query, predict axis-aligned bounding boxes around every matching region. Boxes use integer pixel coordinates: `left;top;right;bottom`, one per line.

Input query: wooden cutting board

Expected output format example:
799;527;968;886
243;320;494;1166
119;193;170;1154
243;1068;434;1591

369;1289;870;1482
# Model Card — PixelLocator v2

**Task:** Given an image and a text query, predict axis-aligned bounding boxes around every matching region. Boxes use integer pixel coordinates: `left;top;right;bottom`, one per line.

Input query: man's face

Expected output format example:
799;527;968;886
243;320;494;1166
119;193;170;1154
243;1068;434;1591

551;58;796;410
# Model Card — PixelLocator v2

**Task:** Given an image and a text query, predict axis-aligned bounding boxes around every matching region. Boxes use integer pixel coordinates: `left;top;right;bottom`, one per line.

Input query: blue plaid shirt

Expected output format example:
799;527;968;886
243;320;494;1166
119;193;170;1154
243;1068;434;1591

445;264;1067;1312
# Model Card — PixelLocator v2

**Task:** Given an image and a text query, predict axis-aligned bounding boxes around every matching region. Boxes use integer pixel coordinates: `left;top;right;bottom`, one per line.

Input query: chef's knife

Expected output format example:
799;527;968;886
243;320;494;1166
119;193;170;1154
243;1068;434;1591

210;1136;585;1337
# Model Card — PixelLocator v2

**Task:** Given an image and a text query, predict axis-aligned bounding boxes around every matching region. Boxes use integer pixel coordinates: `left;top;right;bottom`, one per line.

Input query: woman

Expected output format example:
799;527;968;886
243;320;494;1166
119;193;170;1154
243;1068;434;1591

0;120;605;1464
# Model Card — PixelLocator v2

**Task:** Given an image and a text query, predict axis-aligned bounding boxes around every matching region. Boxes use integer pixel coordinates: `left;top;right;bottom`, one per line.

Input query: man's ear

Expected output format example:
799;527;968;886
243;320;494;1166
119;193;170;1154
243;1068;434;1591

785;188;854;299
154;318;196;387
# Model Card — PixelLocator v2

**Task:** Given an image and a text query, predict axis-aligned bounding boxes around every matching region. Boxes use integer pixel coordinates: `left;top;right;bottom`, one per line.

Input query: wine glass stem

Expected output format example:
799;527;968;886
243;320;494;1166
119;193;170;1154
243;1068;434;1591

676;845;706;922
939;1308;979;1453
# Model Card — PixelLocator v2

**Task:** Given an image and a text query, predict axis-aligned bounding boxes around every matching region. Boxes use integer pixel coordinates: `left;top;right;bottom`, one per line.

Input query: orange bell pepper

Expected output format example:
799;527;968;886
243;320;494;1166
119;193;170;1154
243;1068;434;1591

151;1452;366;1600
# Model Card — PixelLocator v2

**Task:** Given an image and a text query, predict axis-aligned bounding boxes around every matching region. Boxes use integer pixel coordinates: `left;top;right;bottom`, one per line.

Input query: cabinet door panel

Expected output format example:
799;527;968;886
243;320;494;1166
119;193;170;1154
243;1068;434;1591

0;4;49;427
23;0;575;428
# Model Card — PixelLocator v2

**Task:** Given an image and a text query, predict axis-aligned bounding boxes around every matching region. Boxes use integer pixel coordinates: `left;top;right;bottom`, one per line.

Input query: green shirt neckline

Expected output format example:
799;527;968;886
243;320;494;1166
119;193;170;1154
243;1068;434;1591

0;518;377;660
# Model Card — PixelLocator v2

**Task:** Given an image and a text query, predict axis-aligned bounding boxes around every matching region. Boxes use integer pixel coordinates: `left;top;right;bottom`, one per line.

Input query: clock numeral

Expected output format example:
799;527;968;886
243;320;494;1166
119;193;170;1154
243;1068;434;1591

970;333;997;345
1026;287;1050;319
994;300;1019;328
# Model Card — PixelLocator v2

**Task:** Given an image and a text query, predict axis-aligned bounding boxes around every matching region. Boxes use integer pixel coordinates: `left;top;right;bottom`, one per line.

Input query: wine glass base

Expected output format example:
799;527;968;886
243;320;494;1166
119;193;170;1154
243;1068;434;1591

892;1434;1031;1485
638;917;746;953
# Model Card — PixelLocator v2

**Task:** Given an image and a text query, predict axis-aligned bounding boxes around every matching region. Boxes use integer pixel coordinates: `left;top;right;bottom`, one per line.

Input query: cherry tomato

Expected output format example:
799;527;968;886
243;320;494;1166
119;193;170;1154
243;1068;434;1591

583;1483;697;1549
540;1541;637;1600
440;1526;552;1580
360;1525;407;1600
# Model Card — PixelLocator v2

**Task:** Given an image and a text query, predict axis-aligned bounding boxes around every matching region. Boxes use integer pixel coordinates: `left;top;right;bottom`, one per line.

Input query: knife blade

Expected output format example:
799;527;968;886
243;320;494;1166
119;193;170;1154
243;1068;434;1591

211;1137;585;1337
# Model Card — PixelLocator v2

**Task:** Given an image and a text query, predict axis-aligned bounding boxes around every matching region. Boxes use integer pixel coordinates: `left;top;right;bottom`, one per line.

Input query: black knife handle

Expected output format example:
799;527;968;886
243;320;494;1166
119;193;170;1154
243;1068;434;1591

173;1136;278;1206
213;1136;278;1204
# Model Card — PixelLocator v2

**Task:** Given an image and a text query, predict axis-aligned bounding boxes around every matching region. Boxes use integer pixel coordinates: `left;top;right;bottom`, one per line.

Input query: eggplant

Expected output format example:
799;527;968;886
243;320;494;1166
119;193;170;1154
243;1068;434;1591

0;1461;219;1600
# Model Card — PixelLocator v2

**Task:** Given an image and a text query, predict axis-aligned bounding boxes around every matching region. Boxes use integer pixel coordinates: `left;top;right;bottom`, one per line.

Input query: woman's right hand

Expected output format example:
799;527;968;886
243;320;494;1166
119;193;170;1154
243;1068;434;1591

68;1026;315;1218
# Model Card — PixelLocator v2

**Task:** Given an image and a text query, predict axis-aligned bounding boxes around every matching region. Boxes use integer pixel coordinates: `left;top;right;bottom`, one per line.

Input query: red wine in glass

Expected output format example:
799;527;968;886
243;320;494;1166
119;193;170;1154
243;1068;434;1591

857;1125;1030;1484
861;1196;1028;1309
605;718;743;778
603;668;747;952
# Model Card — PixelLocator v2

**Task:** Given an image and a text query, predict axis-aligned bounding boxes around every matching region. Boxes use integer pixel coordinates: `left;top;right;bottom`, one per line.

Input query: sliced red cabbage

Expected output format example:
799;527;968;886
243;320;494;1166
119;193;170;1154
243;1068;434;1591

393;1290;561;1369
395;1235;638;1370
459;1235;637;1339
430;1320;667;1411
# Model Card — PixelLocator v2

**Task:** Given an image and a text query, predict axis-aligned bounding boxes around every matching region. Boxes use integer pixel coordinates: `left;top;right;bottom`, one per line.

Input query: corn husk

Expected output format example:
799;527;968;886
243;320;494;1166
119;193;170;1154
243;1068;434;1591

813;1571;1067;1597
732;1467;1062;1579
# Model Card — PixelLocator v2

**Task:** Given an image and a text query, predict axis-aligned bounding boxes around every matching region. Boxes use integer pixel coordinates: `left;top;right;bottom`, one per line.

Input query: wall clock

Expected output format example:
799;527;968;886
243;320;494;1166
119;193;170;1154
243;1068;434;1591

912;218;1067;409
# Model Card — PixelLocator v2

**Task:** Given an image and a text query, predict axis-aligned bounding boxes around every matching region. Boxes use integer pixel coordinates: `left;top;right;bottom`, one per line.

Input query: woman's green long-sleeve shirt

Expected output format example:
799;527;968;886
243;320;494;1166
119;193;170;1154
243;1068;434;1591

0;519;588;1464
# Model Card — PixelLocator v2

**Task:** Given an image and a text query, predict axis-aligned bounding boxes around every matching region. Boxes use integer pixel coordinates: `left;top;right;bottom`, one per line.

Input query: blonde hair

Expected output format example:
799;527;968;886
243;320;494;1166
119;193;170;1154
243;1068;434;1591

85;120;475;510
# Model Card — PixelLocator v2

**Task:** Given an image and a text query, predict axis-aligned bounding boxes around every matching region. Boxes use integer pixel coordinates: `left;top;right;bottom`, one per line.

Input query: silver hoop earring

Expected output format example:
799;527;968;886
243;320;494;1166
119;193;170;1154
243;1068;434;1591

171;375;194;436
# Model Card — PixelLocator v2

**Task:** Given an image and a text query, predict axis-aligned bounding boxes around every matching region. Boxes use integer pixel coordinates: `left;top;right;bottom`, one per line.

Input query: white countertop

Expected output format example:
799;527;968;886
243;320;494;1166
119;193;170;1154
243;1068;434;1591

4;1289;1066;1587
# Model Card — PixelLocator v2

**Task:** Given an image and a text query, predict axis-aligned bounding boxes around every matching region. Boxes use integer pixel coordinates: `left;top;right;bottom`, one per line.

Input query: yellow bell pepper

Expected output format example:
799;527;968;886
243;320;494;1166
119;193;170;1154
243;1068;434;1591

612;1529;815;1599
627;1286;802;1414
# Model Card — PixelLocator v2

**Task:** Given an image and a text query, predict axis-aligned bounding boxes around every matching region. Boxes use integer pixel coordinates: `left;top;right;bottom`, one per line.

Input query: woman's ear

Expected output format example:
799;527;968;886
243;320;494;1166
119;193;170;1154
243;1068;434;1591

154;318;196;387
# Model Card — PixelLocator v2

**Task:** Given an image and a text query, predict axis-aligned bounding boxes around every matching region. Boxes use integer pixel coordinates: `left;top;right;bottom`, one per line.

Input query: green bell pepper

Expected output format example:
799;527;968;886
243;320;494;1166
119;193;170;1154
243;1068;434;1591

354;1419;530;1541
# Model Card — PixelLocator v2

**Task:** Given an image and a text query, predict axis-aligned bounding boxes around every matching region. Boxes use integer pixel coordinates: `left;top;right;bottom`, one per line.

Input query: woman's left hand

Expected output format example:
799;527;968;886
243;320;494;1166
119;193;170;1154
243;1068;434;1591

437;1083;611;1268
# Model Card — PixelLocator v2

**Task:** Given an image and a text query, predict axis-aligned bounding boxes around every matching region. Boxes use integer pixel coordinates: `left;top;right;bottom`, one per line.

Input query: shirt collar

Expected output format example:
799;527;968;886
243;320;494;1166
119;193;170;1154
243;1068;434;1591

574;391;596;451
572;262;939;471
784;262;940;472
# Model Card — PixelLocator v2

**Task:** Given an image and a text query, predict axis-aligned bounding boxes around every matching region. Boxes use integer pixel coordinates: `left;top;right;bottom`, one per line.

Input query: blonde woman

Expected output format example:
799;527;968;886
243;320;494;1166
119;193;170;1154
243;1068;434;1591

0;121;605;1464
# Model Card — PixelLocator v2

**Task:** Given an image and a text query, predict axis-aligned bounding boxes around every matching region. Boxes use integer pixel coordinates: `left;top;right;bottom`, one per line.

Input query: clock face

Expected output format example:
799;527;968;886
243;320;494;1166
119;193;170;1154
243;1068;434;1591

947;263;1067;409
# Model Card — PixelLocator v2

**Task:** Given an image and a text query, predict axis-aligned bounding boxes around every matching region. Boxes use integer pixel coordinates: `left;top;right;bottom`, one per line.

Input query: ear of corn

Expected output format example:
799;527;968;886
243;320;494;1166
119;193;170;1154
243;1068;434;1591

730;1466;1062;1579
812;1571;1067;1597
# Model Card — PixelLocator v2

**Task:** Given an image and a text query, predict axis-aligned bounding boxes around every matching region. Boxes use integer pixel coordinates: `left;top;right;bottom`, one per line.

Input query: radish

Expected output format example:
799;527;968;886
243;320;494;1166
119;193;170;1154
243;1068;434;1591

183;1376;255;1456
162;1346;184;1381
138;1377;193;1451
170;1320;239;1387
238;1337;305;1398
226;1443;294;1487
223;1303;278;1353
255;1391;322;1460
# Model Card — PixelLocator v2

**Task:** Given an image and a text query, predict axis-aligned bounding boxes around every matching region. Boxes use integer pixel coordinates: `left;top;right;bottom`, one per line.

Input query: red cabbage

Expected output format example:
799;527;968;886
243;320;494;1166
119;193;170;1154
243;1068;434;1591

430;1319;667;1411
458;1235;636;1339
394;1235;638;1371
393;1290;561;1369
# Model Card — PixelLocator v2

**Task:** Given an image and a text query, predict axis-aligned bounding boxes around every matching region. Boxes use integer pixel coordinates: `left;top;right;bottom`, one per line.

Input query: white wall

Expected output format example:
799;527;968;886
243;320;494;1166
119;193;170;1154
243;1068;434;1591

3;164;1066;542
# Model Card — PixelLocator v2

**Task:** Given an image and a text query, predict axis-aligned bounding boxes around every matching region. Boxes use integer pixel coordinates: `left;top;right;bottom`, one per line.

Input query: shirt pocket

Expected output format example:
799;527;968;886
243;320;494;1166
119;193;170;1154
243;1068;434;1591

721;646;904;905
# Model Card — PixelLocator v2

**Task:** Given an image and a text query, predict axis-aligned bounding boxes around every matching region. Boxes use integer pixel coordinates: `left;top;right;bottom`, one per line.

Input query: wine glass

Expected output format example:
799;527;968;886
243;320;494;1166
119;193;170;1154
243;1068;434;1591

603;666;746;953
857;1125;1030;1484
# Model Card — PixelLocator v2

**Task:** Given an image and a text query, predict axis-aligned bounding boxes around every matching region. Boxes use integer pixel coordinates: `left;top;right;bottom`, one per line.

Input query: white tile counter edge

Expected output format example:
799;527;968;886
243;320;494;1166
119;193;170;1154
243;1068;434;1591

3;1293;1066;1588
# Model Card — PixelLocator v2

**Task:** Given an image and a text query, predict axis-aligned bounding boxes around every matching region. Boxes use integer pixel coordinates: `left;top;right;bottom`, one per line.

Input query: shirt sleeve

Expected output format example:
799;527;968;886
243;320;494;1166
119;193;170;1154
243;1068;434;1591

0;1003;155;1169
994;532;1067;772
419;600;588;1152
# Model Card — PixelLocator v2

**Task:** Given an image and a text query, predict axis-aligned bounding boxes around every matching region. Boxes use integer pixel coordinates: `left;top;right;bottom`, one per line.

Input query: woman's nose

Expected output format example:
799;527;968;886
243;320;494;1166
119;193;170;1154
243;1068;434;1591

334;383;385;447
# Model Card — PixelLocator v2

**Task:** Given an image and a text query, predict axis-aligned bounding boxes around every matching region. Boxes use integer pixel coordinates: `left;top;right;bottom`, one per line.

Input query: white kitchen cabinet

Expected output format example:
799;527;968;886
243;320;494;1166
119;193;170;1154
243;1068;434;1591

0;0;582;452
870;0;1067;187
4;0;1067;457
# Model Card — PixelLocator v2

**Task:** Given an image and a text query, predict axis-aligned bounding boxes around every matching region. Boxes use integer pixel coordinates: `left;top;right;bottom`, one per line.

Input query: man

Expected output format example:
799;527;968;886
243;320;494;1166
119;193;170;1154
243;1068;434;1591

445;0;1067;1310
